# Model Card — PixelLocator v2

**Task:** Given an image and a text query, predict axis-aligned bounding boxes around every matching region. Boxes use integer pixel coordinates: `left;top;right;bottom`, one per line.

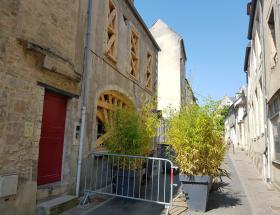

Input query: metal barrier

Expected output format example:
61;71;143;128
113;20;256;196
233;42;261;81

82;152;176;214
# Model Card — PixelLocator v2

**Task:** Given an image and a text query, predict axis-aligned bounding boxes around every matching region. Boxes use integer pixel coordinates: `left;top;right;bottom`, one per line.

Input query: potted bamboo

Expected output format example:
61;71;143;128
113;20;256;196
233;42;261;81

105;102;158;196
167;101;226;212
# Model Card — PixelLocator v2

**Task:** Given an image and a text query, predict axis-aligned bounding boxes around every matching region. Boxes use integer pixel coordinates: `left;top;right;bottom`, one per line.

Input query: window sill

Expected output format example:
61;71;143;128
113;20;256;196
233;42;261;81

272;160;280;166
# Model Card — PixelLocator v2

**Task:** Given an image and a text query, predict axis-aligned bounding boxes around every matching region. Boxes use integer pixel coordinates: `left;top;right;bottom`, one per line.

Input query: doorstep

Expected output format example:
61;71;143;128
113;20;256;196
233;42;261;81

37;181;68;202
36;195;78;215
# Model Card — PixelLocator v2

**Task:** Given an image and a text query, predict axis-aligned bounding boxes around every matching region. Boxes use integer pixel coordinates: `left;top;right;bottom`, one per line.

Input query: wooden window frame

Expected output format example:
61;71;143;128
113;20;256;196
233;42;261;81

145;51;153;91
95;91;133;149
105;0;118;63
129;29;140;80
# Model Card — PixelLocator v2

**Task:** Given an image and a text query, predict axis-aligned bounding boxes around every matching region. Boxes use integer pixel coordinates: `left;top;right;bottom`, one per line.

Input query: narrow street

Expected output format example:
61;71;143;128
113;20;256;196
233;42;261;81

2;1;280;214
63;150;280;215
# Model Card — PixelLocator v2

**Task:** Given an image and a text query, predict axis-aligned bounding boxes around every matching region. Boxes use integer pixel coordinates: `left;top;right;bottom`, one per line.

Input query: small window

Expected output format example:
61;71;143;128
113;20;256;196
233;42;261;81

271;115;280;160
269;96;280;118
145;52;152;90
268;9;278;67
105;0;117;62
130;29;139;79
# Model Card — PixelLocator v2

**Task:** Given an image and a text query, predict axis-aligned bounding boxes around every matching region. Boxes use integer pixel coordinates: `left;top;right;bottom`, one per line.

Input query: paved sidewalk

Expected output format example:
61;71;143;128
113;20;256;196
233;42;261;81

228;150;280;215
190;154;252;215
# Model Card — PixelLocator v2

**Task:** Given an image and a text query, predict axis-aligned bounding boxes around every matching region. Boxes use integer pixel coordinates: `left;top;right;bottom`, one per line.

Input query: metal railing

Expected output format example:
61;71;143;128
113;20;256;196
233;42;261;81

82;152;176;214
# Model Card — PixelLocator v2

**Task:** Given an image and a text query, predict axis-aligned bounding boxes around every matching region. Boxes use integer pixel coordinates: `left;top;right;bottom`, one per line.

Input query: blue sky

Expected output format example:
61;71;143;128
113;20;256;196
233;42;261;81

135;0;249;102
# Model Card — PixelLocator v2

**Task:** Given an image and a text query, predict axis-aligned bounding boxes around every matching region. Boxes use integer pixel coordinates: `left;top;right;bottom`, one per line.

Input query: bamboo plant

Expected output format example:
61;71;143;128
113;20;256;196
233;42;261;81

167;100;226;177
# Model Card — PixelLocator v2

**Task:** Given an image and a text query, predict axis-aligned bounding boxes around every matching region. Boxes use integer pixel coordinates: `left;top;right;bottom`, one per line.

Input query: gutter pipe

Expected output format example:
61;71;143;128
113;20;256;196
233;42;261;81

76;0;93;197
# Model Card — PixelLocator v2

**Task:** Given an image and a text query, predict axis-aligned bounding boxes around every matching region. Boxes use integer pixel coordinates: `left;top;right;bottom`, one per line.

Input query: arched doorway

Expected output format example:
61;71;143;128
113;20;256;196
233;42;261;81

95;90;133;148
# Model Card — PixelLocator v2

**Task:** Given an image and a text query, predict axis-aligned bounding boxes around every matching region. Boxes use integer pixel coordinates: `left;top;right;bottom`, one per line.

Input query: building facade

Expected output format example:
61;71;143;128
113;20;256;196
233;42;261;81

219;95;235;109
150;19;188;117
224;87;247;151
87;0;159;152
0;0;87;214
244;0;280;189
0;0;159;214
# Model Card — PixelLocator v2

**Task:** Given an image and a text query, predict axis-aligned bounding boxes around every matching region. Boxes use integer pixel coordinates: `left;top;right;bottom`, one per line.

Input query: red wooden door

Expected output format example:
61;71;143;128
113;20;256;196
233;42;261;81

37;90;67;185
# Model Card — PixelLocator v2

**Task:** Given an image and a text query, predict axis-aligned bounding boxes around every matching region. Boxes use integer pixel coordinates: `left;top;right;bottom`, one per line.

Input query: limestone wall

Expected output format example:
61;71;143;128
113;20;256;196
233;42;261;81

84;0;159;153
0;0;158;214
0;0;86;214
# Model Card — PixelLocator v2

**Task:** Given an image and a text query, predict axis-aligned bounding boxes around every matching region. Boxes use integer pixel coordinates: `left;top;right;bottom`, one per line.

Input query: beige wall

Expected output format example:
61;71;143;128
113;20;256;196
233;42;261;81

86;0;158;152
262;0;280;189
245;0;280;187
150;20;186;117
0;0;86;214
246;0;267;179
1;0;158;213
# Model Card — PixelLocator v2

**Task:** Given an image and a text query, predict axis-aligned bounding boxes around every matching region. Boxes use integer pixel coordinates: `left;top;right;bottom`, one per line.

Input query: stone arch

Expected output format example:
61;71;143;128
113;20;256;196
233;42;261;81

95;89;134;148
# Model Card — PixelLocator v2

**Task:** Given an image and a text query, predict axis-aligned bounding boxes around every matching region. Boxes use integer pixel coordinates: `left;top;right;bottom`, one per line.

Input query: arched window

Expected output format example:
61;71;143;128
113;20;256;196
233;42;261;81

96;91;133;148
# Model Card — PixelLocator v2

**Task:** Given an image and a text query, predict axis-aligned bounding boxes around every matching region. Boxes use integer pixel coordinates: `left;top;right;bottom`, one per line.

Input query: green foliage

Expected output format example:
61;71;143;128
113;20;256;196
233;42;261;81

140;97;160;138
167;100;226;177
105;99;159;159
218;105;230;128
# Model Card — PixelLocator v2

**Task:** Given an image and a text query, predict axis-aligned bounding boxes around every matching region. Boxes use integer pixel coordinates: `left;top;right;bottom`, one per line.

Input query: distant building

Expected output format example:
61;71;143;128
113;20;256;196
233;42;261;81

220;95;235;109
224;87;247;150
150;19;191;117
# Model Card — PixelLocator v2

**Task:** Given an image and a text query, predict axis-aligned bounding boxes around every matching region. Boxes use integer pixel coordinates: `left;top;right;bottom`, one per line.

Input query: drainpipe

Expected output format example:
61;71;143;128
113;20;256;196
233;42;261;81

260;1;271;182
76;0;93;197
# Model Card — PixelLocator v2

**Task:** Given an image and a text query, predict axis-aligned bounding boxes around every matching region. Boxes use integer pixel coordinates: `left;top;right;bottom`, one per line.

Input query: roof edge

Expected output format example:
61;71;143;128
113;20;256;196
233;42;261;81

247;0;257;40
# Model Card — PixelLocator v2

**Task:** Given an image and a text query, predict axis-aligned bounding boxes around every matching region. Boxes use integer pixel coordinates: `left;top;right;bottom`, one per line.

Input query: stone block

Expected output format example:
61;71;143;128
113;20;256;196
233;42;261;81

0;175;18;197
36;195;78;215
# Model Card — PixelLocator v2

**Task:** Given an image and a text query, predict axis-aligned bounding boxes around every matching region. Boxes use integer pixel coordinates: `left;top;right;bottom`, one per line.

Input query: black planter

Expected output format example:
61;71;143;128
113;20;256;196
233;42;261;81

158;144;178;174
143;159;153;181
179;174;212;212
112;169;142;197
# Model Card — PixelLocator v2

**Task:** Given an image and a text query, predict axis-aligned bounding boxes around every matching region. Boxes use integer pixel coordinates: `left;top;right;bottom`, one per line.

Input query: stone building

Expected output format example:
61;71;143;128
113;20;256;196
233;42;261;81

150;19;188;117
224;87;247;150
0;0;159;214
88;0;159;153
0;0;87;214
219;95;235;109
244;0;280;189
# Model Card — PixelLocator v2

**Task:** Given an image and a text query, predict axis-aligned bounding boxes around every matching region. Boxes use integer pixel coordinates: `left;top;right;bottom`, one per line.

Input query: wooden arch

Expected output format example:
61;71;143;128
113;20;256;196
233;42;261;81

95;90;133;148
